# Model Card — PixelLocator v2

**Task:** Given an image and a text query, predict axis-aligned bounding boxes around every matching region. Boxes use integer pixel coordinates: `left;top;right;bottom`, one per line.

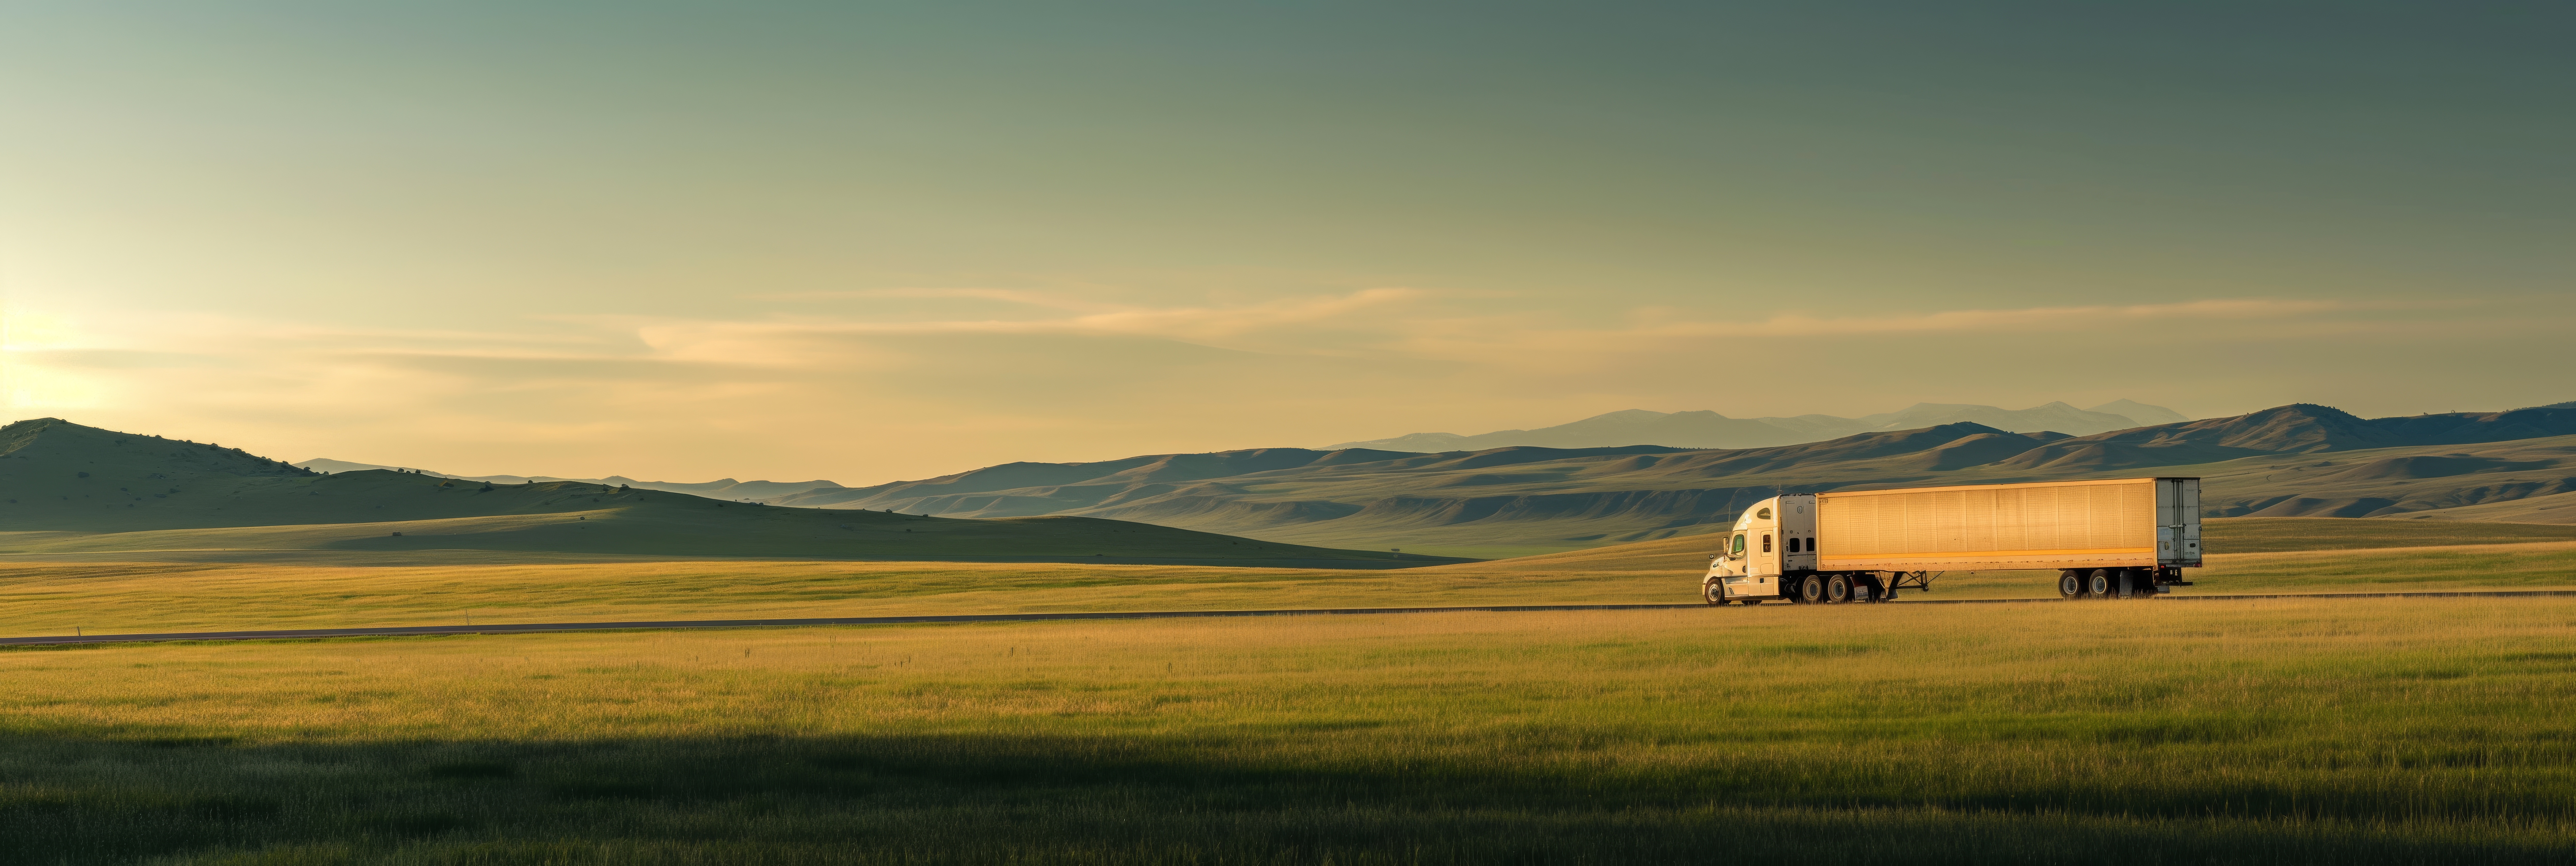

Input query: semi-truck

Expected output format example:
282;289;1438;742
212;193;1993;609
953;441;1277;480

1701;477;2202;604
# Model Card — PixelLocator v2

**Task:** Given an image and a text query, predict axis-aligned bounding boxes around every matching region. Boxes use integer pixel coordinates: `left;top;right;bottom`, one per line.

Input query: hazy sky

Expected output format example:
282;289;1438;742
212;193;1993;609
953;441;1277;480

3;2;2570;482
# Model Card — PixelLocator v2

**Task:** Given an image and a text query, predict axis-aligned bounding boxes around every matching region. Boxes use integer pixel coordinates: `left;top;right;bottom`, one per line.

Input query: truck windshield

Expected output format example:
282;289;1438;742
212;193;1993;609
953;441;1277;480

1731;534;1745;555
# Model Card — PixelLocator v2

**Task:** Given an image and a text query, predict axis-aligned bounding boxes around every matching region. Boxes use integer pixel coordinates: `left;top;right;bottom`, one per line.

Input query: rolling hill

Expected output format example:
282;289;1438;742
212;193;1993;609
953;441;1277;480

18;402;2571;562
291;399;2188;503
0;418;1454;567
292;458;849;502
1323;399;2187;451
756;403;2576;557
2374;490;2576;524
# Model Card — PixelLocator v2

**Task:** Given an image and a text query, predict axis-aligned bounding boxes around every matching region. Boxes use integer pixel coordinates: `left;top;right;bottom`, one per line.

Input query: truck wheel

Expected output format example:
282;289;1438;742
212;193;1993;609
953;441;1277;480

1797;575;1826;604
2059;571;2083;600
1704;583;1724;606
1824;574;1852;604
2087;569;2115;599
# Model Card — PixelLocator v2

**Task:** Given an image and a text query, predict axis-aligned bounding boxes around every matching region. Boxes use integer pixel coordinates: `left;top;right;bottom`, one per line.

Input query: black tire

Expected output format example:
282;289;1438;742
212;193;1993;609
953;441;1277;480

1824;574;1852;604
2087;569;2115;599
1705;582;1725;606
2060;570;2084;600
1798;574;1826;604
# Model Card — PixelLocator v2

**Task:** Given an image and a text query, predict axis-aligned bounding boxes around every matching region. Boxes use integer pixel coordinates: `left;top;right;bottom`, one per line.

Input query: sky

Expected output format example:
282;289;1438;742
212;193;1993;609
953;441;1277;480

3;2;2570;483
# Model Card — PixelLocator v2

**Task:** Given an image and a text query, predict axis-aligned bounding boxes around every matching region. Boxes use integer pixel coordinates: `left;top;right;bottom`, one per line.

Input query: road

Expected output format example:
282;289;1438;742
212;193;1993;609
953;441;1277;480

7;590;2574;646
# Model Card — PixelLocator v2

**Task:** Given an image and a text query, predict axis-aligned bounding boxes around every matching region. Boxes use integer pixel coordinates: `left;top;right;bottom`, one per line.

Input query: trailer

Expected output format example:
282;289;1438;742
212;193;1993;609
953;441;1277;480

1700;477;2201;604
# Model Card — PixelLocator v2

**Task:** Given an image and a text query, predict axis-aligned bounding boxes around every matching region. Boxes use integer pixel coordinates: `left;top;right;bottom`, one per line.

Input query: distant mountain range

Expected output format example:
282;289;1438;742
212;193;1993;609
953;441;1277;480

1324;400;2191;452
296;399;2191;503
740;402;2576;556
14;400;2576;561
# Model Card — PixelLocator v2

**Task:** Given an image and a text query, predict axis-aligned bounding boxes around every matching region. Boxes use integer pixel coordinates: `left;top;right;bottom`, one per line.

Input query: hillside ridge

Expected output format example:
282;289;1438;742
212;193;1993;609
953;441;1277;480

292;458;846;502
1323;399;2186;452
22;401;2574;558
757;403;2576;555
0;419;1451;566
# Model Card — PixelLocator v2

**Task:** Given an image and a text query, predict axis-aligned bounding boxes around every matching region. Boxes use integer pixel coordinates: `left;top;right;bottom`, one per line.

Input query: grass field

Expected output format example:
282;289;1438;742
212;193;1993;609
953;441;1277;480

2202;517;2576;552
5;529;2575;638
5;598;2573;864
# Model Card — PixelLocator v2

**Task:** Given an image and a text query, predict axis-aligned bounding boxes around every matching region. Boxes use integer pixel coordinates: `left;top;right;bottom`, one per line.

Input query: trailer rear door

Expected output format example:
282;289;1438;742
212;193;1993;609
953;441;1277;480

2156;477;2203;565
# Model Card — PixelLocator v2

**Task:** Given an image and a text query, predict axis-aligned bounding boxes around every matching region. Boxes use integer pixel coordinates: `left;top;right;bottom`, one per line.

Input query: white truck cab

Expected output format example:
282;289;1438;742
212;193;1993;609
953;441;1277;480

1701;494;1816;604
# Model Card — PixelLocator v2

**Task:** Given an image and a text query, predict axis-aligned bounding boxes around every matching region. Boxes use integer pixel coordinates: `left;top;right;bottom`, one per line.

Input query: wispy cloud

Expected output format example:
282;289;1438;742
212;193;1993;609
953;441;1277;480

636;287;1436;364
1382;296;2491;365
1724;298;2350;337
745;287;1117;312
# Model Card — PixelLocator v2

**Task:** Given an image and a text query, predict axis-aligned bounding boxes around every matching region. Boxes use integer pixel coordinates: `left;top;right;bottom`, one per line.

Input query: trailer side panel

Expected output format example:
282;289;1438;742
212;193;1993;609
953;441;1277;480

1817;477;2161;572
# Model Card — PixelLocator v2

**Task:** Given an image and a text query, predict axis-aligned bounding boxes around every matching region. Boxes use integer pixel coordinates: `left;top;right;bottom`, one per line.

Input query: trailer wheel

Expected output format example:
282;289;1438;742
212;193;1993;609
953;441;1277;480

2059;571;2083;600
1824;574;1852;604
2087;569;2115;599
1797;574;1826;604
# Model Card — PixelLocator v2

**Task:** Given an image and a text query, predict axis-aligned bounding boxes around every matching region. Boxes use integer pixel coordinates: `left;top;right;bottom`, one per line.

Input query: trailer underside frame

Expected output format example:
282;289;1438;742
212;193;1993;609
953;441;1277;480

1706;566;2199;606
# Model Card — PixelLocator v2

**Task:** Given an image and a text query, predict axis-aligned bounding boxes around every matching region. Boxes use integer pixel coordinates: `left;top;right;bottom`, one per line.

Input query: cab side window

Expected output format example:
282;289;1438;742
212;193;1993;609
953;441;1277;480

1731;534;1745;555
1762;534;1773;552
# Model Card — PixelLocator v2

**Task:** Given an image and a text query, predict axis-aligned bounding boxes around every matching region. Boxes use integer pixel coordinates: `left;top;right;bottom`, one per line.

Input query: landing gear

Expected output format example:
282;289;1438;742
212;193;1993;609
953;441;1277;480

1887;570;1934;600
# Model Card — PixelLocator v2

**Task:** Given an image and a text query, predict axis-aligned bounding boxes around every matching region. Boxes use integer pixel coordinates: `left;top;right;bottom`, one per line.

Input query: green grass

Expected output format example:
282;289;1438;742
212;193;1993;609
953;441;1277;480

1384;543;1589;560
2179;542;2576;594
4;600;2574;863
0;559;1530;635
6;527;2575;637
2204;517;2576;552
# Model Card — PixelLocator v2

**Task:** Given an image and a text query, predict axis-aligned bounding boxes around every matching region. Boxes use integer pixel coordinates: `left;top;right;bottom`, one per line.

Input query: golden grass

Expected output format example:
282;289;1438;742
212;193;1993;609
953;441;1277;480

16;597;2566;741
2184;540;2576;593
4;539;2574;638
2205;517;2576;551
5;599;2574;862
0;558;1688;636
